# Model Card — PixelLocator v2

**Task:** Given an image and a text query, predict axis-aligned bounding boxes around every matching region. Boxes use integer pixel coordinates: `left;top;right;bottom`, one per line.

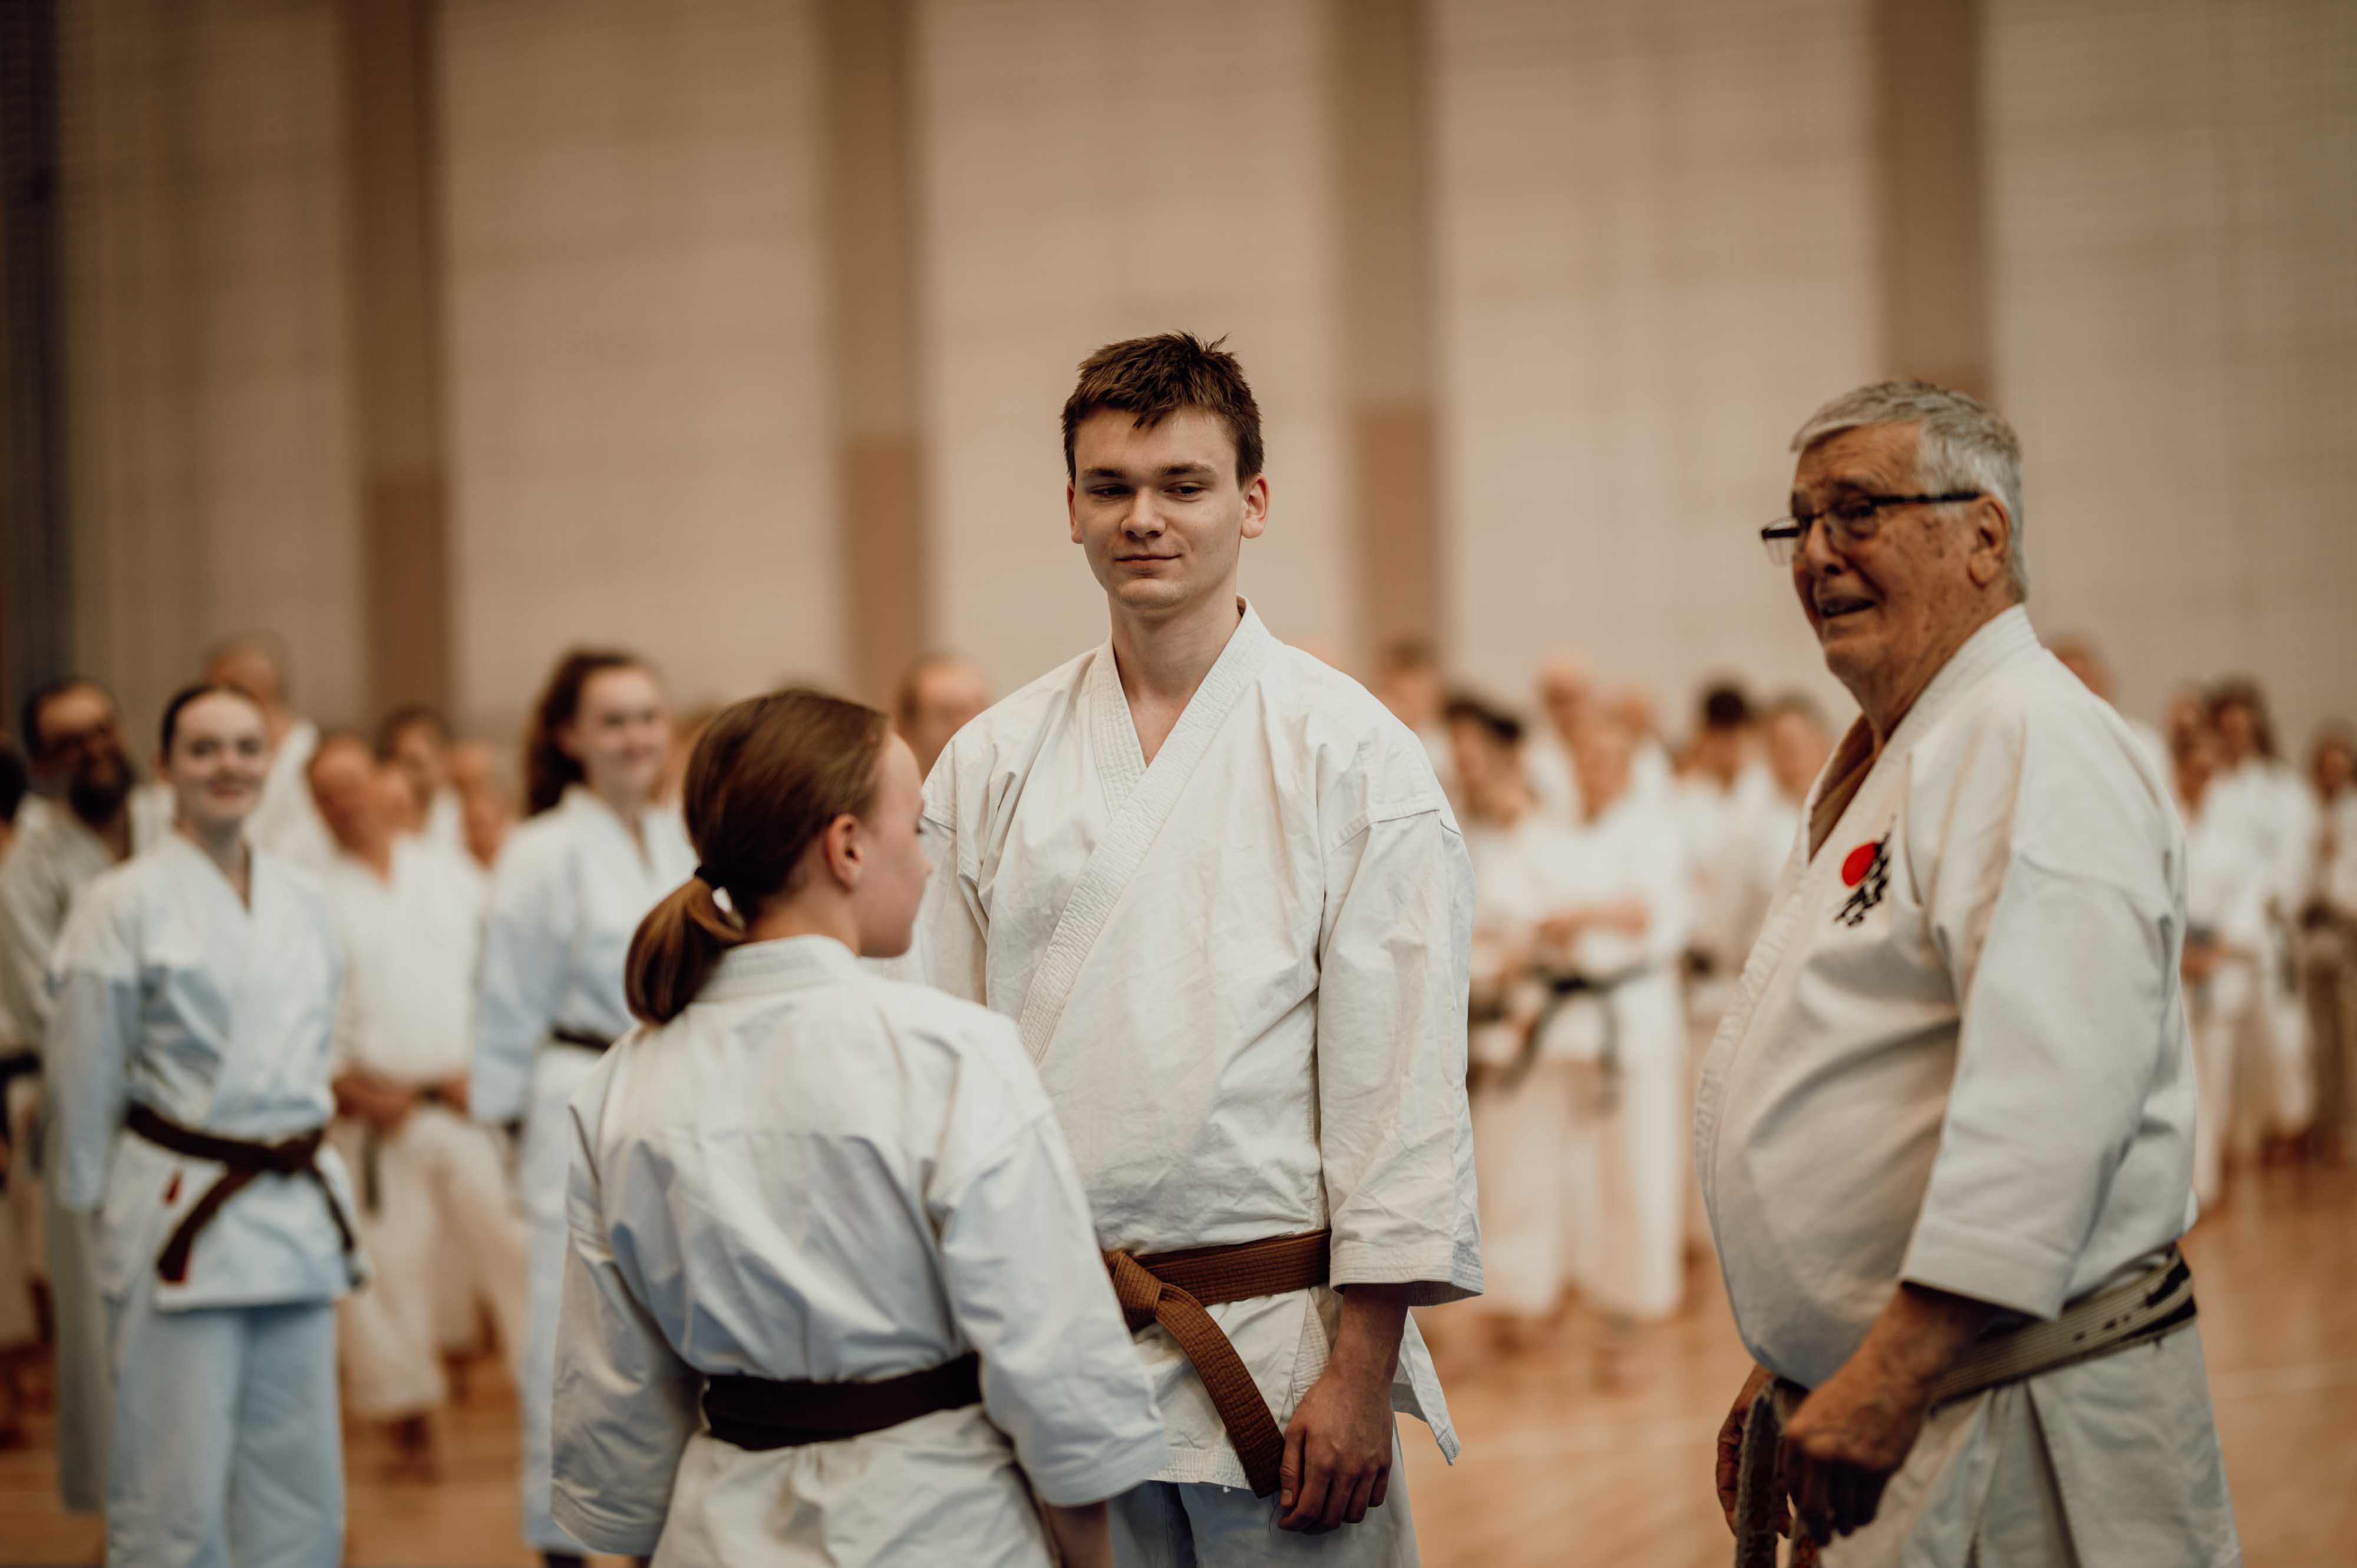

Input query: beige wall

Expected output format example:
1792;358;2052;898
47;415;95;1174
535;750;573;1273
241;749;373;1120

47;0;2352;752
1430;0;1880;725
1983;0;2357;744
437;0;835;740
911;0;1353;692
58;0;363;737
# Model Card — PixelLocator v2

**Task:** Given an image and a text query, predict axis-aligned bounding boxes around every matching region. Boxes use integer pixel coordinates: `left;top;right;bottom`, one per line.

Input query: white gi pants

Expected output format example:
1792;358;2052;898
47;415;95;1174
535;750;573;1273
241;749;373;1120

1110;1431;1417;1567
2187;970;2249;1210
105;1273;344;1568
44;1110;111;1511
1468;1061;1578;1316
1562;1008;1685;1321
337;1104;530;1419
519;1045;598;1553
2247;925;2313;1138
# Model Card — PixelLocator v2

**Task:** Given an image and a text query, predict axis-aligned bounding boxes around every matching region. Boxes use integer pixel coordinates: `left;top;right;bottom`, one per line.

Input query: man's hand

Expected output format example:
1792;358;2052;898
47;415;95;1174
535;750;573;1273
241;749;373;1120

1775;1283;1998;1543
433;1074;470;1118
1715;1362;1784;1537
1277;1285;1410;1533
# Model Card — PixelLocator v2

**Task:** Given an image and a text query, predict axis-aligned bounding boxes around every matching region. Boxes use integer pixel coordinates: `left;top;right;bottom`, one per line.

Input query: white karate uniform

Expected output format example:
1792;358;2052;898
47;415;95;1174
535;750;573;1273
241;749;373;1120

1461;811;1584;1316
473;784;694;1552
322;837;528;1420
1526;734;1582;823
907;602;1478;1565
553;936;1168;1565
2180;789;2269;1208
245;719;335;872
2212;757;2320;1136
1549;794;1692;1321
0;800;166;1510
1696;609;2236;1566
48;834;359;1568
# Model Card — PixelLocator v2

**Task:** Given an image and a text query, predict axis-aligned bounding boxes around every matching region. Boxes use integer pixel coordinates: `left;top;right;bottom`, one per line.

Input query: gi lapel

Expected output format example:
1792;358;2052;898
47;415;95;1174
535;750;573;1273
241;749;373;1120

1015;603;1276;1064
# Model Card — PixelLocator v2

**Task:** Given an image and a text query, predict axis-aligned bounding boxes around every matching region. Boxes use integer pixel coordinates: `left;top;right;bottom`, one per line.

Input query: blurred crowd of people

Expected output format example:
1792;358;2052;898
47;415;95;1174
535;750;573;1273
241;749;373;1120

0;622;2343;1507
1361;633;2357;1376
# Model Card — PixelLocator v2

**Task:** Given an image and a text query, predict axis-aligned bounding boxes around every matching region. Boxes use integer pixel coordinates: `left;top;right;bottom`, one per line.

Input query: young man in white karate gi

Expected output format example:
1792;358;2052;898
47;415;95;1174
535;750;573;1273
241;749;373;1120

309;734;528;1465
0;678;168;1508
906;333;1480;1566
1697;381;2236;1564
204;633;335;870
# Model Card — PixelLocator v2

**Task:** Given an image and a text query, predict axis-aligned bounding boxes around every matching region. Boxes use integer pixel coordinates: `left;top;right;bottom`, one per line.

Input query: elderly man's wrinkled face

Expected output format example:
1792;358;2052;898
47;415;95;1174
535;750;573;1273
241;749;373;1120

1788;424;2005;707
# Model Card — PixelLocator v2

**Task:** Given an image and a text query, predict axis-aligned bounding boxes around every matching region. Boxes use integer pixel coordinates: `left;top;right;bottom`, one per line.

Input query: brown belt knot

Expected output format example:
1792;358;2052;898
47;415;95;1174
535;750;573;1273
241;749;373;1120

127;1104;358;1285
1102;1229;1331;1499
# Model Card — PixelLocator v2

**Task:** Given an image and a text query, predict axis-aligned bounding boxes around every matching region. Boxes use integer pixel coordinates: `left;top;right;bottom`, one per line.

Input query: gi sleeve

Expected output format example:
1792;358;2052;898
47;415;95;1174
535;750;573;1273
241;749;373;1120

45;882;141;1211
930;1026;1167;1506
0;848;59;1050
1633;812;1695;969
549;1103;699;1556
472;840;567;1125
1316;802;1483;1303
1899;707;2180;1320
900;755;989;1002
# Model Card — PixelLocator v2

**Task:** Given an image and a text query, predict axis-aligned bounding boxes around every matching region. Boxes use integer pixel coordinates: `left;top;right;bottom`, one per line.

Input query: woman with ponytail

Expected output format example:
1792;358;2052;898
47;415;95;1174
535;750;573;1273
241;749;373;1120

549;690;1164;1568
471;648;694;1566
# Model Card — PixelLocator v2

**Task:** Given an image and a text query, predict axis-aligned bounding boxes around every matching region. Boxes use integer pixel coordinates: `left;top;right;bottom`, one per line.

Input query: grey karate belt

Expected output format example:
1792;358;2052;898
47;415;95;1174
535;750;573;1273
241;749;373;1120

1732;1246;2198;1566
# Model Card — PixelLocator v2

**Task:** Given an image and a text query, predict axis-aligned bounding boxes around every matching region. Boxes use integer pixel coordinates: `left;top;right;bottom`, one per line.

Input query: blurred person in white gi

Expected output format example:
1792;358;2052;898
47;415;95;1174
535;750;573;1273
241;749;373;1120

204;634;334;870
906;334;1479;1566
1550;708;1692;1329
377;704;466;851
450;738;517;870
0;737;32;1446
2174;724;2269;1208
2301;727;2357;1161
894;652;994;780
1675;685;1772;1239
1372;639;1455;801
1445;695;1580;1351
48;684;361;1568
309;732;527;1468
2208;679;2319;1156
473;647;694;1567
2051;632;2170;781
1525;655;1592;822
1699;382;2233;1563
556;690;1166;1568
1752;696;1832;894
1609;686;1677;806
0;677;171;1508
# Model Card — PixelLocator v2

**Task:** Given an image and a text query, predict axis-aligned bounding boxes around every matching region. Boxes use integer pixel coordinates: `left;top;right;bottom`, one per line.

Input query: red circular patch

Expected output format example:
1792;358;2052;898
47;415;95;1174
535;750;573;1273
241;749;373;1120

1841;842;1878;887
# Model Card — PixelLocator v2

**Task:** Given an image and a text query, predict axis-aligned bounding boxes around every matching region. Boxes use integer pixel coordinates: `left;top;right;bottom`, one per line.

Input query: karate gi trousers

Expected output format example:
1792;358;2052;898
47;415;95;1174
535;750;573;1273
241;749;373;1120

105;1269;343;1568
336;1105;529;1419
2187;969;2251;1209
44;1111;110;1510
1110;1429;1418;1567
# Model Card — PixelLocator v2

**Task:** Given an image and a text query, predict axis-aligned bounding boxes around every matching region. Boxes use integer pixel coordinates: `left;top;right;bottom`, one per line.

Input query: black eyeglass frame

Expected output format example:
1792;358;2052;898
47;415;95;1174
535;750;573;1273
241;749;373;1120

1758;491;1984;563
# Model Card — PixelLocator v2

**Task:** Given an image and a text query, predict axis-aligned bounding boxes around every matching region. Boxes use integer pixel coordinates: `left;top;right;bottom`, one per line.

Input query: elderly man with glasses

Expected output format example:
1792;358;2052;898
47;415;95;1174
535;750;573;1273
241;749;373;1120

1694;382;2237;1565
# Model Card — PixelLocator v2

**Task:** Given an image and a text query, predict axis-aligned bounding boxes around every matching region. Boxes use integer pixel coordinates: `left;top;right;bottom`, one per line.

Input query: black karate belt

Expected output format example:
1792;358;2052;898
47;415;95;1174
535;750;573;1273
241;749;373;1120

127;1104;358;1285
1498;963;1657;1100
702;1352;983;1450
549;1026;615;1053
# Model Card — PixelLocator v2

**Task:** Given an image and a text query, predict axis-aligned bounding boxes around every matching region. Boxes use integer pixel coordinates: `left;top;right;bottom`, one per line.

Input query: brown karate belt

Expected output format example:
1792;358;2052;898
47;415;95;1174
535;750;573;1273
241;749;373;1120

1103;1228;1332;1498
126;1104;358;1285
702;1352;983;1450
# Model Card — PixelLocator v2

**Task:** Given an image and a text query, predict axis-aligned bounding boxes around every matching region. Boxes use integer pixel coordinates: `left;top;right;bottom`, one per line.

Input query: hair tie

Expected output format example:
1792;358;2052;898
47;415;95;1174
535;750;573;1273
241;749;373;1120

694;864;720;888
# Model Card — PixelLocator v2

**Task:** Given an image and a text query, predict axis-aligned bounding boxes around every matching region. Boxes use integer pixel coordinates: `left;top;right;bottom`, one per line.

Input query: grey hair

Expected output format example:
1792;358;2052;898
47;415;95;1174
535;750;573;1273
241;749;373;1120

1790;380;2029;598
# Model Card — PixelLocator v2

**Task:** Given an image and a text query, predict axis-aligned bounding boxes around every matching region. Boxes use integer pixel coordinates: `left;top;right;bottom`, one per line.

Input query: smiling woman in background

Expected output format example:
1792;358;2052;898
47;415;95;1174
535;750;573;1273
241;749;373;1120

46;683;361;1568
470;648;696;1568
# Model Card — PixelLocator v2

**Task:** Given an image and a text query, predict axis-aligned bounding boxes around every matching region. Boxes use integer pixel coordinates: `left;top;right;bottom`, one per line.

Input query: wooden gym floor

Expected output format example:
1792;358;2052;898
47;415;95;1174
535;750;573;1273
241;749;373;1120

4;1164;2351;1566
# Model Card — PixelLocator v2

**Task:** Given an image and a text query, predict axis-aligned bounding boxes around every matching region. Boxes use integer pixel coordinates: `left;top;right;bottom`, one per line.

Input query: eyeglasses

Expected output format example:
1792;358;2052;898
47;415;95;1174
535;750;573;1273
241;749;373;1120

1759;491;1982;565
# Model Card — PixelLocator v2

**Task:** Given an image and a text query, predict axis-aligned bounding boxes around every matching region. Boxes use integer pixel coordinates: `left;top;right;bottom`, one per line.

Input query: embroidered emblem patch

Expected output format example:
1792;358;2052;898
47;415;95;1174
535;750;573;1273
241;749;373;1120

1834;835;1890;927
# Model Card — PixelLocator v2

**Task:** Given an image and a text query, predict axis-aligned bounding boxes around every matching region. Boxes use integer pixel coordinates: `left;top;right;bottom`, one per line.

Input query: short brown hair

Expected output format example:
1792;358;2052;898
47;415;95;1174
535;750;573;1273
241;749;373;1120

624;689;891;1025
1062;332;1264;486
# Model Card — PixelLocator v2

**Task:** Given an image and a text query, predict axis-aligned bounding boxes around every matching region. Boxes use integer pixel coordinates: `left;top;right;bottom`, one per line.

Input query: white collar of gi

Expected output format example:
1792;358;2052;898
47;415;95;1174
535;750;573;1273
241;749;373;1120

699;934;864;1000
1847;603;2040;763
559;781;658;837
